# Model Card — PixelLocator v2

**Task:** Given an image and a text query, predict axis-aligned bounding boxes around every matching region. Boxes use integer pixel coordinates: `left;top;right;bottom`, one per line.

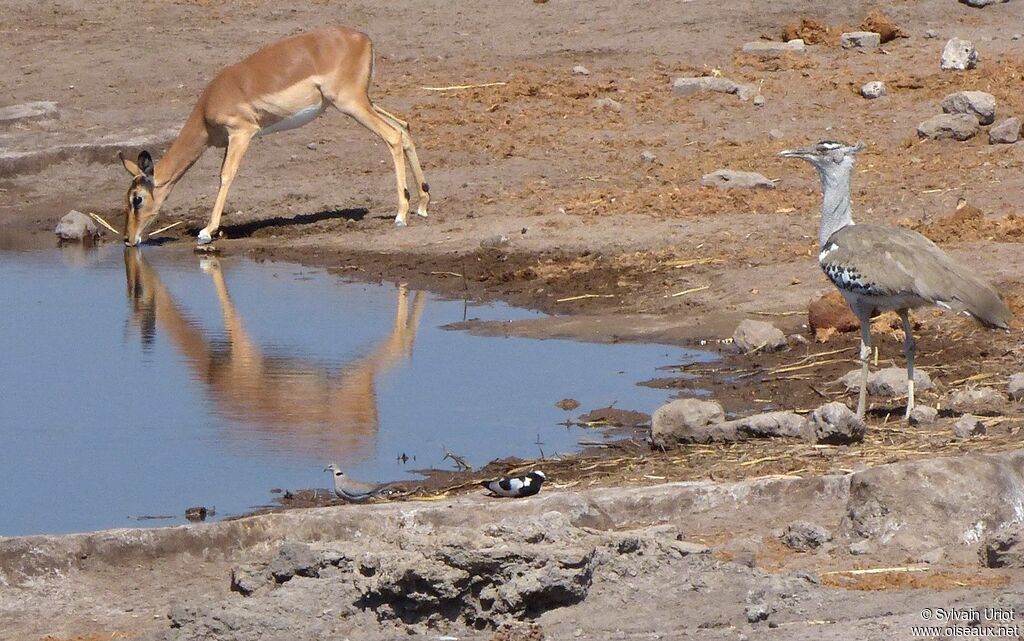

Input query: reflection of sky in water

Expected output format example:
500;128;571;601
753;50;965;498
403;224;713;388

0;246;714;535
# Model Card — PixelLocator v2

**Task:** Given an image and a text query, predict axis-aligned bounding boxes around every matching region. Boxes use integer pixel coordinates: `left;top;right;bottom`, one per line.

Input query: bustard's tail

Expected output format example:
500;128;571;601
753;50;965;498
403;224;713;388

936;266;1012;330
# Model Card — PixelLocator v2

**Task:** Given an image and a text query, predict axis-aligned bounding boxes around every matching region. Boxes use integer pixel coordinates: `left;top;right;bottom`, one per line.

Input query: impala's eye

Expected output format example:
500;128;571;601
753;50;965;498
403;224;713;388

131;194;144;209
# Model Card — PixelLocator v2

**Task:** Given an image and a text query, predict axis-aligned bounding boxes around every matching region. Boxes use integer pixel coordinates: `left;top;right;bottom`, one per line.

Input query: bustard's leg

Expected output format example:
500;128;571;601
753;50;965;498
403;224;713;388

854;308;873;420
898;309;916;419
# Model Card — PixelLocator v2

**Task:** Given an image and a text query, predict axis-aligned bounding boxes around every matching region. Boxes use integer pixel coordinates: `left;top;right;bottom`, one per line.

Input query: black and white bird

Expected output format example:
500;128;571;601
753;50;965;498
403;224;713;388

480;471;546;498
780;140;1012;419
324;463;389;503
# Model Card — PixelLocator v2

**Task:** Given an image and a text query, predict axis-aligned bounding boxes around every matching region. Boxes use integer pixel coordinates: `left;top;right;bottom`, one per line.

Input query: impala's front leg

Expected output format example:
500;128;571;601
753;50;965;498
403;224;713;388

199;128;256;244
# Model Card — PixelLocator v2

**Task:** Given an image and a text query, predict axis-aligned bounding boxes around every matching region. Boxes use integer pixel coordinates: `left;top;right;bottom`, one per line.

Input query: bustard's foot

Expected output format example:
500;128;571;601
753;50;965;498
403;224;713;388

197;229;214;245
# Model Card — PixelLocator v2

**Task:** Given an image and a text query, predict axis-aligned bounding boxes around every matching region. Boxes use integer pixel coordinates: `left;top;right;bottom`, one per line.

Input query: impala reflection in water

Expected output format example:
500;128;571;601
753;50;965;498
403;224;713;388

123;249;424;463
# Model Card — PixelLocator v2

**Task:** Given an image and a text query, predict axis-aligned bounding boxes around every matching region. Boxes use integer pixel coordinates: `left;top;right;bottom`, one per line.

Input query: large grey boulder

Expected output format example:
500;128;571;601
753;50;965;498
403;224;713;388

650;399;724;448
843;451;1024;561
701;169;775;190
654;410;806;445
837;367;932;397
989;117;1021;144
941;91;996;125
802;402;865;444
672;76;757;101
940;38;978;70
732;319;786;352
54;210;100;242
917;113;980;141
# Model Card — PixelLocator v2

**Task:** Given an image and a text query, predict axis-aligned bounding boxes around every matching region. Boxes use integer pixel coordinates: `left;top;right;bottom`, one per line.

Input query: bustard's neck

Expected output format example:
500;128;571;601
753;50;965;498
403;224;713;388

816;163;855;247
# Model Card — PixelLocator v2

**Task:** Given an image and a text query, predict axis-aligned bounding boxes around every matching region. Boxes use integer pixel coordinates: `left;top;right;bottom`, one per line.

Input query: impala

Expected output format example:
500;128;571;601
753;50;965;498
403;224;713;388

124;249;426;460
119;26;430;246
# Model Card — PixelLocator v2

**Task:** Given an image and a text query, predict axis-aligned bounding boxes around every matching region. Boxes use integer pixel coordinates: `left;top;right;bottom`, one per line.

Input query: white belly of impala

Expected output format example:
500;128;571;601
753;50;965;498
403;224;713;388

257;101;325;136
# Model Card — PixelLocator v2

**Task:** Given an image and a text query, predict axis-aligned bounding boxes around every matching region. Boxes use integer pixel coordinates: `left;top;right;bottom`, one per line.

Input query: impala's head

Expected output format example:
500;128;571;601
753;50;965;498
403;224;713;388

119;150;159;246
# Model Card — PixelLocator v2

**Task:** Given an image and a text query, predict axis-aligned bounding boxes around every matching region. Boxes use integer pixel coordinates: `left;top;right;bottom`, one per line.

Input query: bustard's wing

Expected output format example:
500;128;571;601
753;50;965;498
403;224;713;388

822;224;1011;329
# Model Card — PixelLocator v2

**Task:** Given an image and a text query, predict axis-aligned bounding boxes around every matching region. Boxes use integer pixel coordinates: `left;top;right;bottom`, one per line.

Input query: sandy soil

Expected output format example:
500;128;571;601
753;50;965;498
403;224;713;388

3;0;1024;639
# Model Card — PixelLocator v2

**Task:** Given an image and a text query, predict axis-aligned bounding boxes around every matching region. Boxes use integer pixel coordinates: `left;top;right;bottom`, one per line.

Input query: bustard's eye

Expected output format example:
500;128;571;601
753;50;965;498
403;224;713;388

131;194;144;209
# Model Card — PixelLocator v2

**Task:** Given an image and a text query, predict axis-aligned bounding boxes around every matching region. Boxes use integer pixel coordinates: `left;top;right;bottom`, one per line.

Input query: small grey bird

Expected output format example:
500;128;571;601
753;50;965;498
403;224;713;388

779;140;1012;419
324;464;389;503
480;471;546;498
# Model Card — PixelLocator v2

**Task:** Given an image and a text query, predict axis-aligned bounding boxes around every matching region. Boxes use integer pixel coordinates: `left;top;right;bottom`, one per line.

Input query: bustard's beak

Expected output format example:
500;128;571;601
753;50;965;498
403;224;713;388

778;147;811;159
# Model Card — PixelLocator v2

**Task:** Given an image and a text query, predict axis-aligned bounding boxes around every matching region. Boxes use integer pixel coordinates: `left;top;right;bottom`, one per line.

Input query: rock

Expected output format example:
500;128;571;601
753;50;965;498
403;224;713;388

480;234;511;249
701;170;775;191
803;402;865;445
571;65;591;76
848;540;875;556
981;527;1024;568
732;319;786;352
672;76;757;101
745;602;770;623
940;38;978;71
953;414;986;439
808;291;859;340
843;451;1024;560
653;409;805;445
860;81;887;99
639;150;657;163
576;406;650;428
840;31;881;49
267;542;322;583
592;97;622;112
924;29;939;39
946;387;1005;414
0;100;59;126
917;113;980;141
847;367;932;397
768;129;784;140
230;564;271;596
752;95;766;107
1009;373;1024;402
960;0;1010;6
908;405;938;426
779;521;833;552
650;398;724;448
556;398;580;411
941;91;996;125
741;40;806;58
54;210;100;242
989;117;1021;144
860;9;908;43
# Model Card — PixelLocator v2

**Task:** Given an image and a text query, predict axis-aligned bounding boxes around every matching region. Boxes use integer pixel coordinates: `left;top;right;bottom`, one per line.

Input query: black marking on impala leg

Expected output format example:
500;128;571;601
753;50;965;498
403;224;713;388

403;188;410;201
421;182;430;193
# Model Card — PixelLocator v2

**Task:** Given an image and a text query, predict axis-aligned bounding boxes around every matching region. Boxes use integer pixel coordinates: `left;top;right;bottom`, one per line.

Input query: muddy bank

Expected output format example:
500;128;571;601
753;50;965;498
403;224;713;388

6;452;1024;640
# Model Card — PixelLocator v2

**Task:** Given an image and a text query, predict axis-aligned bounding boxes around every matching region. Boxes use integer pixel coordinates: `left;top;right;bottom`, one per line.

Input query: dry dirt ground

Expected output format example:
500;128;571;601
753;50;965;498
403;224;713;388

3;0;1024;640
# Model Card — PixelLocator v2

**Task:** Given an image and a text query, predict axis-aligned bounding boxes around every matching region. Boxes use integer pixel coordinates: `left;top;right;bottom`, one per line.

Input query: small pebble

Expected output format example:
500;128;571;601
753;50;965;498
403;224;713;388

572;65;591;76
639;150;657;163
752;95;765;107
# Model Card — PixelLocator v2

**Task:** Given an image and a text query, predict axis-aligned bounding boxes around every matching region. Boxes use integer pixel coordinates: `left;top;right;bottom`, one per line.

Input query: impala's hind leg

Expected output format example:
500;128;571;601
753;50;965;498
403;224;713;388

373;104;430;218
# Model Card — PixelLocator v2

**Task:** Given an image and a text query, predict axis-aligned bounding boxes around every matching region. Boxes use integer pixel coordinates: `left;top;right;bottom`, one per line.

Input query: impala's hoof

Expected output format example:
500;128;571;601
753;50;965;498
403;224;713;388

394;218;408;228
197;229;213;244
416;207;429;219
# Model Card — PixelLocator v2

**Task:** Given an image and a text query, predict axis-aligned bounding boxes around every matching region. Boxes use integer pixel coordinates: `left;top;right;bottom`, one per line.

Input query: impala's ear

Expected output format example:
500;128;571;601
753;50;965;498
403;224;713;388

137;150;154;178
119;150;142;177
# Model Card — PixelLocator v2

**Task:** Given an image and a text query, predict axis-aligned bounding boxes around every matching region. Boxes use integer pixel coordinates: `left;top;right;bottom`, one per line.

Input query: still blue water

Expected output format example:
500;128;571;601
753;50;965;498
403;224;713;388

0;245;711;535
